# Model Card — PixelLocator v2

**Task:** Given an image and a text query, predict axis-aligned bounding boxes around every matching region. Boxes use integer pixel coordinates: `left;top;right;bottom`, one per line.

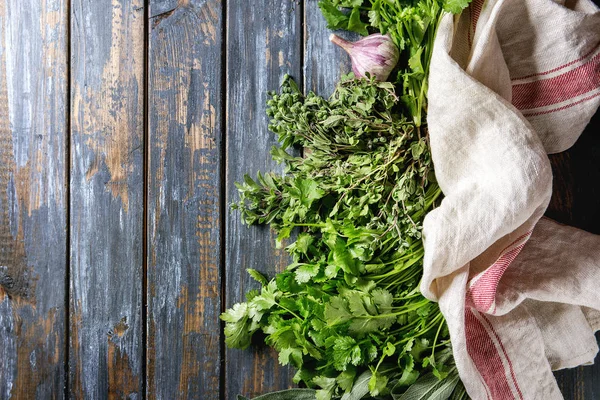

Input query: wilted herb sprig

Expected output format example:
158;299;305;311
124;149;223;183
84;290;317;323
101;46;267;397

222;75;467;399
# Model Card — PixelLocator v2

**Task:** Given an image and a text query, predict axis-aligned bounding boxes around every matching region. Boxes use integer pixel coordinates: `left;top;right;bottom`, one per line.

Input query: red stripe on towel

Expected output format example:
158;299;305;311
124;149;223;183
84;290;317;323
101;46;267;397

523;90;600;117
480;313;524;399
465;308;516;399
512;43;600;81
467;232;531;313
512;52;600;110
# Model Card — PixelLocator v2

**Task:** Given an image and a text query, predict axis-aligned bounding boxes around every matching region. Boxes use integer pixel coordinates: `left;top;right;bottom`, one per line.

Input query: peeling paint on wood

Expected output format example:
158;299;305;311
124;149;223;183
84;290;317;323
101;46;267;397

69;302;84;400
225;1;302;398
0;0;67;397
304;0;355;96
0;63;32;302
11;308;61;399
70;0;144;398
107;336;139;399
72;0;145;212
147;1;222;399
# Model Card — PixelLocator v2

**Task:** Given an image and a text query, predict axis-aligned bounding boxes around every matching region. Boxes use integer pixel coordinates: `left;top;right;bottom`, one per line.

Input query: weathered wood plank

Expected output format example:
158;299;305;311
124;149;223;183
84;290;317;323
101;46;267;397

0;0;68;398
225;1;302;398
549;110;600;399
146;1;223;399
70;0;145;397
304;0;355;96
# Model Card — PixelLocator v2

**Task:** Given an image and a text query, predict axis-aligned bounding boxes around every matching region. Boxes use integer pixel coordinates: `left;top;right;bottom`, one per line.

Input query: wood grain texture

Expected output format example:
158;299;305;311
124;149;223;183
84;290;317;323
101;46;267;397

70;0;145;398
225;1;302;398
0;0;68;398
303;0;355;96
549;110;600;400
147;1;223;399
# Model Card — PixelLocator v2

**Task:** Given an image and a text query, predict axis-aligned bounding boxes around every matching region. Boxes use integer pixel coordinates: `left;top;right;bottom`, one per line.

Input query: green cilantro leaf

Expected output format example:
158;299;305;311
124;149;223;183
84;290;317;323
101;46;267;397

318;1;350;30
245;289;260;302
329;237;359;275
264;318;297;350
332;337;363;371
442;0;473;14
313;376;337;400
276;226;293;249
221;303;248;323
339;0;364;6
287;233;314;256
247;269;268;286
383;342;396;357
325;296;353;325
279;347;304;368
347;7;369;36
295;263;321;284
251;281;279;311
372;288;393;313
336;369;356;392
368;371;389;397
295;179;325;208
396;354;419;387
294;368;317;385
224;317;253;350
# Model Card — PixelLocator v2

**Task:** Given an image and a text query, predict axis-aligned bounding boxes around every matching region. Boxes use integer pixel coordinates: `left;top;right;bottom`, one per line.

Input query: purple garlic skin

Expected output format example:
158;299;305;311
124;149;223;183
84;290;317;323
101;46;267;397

330;33;399;82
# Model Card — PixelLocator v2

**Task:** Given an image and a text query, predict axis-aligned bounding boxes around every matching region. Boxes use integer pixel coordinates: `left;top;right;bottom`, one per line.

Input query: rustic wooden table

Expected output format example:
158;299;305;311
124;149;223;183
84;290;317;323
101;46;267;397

0;0;598;399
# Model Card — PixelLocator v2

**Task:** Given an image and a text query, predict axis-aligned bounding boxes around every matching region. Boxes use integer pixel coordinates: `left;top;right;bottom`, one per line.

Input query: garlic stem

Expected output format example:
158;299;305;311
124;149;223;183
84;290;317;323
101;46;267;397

329;34;353;51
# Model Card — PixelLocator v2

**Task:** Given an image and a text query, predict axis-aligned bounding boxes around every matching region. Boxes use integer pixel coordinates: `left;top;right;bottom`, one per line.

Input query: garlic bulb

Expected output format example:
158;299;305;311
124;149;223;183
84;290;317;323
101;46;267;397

330;33;399;82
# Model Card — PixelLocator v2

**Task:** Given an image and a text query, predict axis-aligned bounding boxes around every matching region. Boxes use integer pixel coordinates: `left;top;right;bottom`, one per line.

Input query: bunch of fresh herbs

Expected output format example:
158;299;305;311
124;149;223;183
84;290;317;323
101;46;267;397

223;1;473;399
223;75;466;399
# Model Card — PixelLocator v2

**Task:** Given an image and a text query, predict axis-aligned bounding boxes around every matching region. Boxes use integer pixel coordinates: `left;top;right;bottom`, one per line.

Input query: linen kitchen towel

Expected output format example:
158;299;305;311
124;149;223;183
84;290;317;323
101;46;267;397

422;0;600;398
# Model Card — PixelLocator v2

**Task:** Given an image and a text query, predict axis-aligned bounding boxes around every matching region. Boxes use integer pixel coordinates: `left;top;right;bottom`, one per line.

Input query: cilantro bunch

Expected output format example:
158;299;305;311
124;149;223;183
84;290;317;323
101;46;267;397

222;75;468;399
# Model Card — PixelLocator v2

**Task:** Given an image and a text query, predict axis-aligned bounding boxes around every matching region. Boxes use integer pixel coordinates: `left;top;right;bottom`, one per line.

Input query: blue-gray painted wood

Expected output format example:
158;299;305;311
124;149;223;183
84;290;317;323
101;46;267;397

0;0;68;398
147;1;223;399
70;0;145;397
225;1;302;398
304;0;356;96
